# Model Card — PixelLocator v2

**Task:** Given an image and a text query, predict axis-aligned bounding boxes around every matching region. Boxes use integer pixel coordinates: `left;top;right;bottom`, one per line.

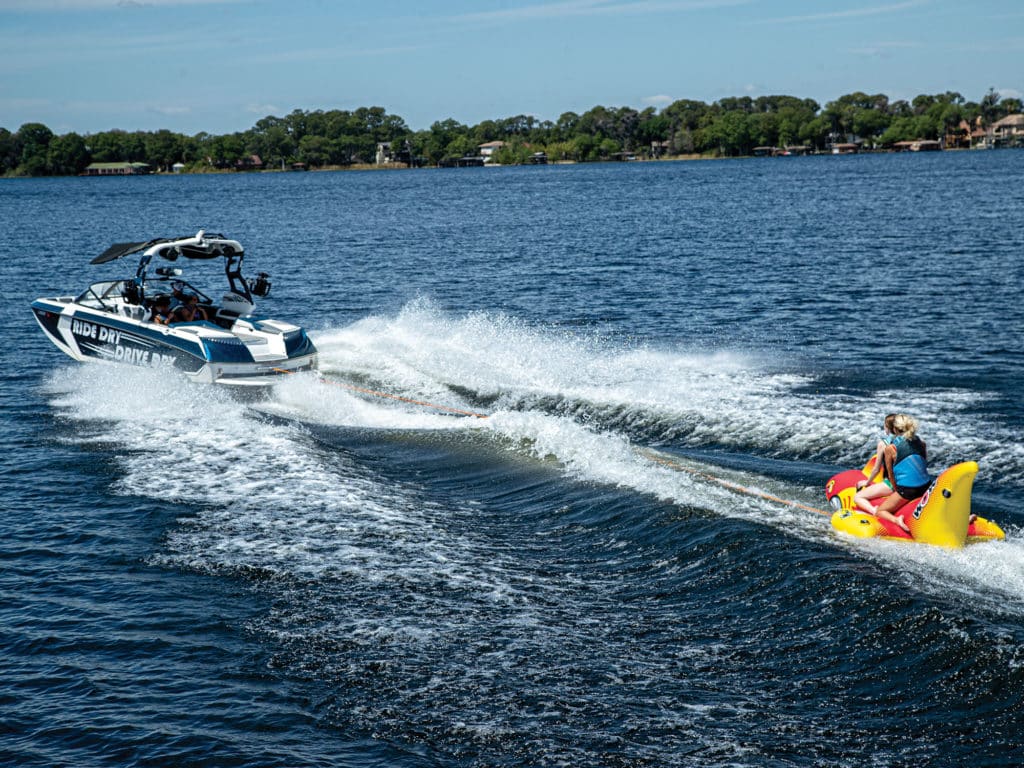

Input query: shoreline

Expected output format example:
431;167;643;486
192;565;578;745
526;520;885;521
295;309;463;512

0;146;1004;180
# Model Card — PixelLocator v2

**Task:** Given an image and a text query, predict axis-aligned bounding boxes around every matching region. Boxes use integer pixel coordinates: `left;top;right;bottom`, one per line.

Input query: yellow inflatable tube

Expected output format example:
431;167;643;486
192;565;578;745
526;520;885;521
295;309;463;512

830;461;1005;548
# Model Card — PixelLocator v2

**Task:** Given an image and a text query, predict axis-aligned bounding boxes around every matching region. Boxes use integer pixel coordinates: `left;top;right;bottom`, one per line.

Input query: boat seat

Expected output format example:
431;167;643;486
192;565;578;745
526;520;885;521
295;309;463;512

120;303;148;320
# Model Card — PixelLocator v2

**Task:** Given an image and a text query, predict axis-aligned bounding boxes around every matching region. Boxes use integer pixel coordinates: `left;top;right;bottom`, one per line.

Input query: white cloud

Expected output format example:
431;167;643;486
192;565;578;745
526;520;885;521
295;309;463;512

753;0;929;25
452;0;751;24
254;44;425;65
642;94;673;106
150;105;192;116
848;40;921;57
0;0;242;9
246;103;280;116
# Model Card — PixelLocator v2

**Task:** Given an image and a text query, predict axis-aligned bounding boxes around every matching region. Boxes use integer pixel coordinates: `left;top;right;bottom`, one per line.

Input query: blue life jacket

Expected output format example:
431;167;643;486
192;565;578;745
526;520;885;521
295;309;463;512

890;435;929;488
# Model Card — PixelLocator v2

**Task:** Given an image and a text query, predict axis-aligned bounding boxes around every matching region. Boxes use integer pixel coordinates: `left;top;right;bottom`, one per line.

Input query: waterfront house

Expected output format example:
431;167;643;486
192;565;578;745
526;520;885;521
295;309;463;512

991;114;1024;147
479;141;505;164
234;154;263;171
439;155;484;168
893;140;941;152
945;120;972;149
650;140;671;158
84;162;151;176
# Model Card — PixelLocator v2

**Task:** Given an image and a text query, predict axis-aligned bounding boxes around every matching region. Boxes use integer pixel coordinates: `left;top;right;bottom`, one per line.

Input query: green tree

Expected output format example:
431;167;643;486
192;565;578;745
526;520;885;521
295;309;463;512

851;108;890;145
47;132;89;175
15;122;54;175
472;119;501;143
423;118;469;164
297;134;330;167
980;88;1001;125
1001;97;1023;115
144;129;183;170
0;127;15;174
636;111;670;150
196;132;245;167
798;115;831;150
597;137;621;158
747;111;779;148
444;134;478;160
556;112;580;137
88;130;148;163
704;110;750;156
544;140;576;162
328;134;368;165
570;133;599;161
662;99;709;132
493;139;533;165
777;118;797;148
251;125;295;168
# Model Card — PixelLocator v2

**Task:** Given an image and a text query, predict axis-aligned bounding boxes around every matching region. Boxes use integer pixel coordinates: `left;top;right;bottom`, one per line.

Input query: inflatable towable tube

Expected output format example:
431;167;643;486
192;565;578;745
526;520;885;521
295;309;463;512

825;459;1005;548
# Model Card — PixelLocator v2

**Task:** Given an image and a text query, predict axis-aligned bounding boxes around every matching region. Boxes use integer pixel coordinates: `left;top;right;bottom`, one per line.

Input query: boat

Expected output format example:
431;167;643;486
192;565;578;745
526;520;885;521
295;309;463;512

31;231;317;387
826;458;1004;547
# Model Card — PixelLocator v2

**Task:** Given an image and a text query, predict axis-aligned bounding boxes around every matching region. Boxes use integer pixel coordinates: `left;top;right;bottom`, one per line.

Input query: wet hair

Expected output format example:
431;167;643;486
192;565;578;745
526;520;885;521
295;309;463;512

891;413;918;440
883;413;897;433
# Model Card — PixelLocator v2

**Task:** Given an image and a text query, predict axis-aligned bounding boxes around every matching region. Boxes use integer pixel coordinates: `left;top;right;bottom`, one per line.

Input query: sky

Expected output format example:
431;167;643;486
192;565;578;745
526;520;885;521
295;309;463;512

1;0;1022;136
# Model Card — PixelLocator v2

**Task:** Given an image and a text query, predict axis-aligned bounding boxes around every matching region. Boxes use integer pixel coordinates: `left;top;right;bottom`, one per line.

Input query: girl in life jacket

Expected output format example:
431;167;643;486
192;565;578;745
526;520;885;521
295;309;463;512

871;414;930;533
853;413;899;514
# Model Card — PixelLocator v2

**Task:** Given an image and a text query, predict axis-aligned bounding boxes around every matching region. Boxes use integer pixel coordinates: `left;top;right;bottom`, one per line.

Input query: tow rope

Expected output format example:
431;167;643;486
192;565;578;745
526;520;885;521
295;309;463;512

271;368;488;418
641;449;831;516
273;368;829;515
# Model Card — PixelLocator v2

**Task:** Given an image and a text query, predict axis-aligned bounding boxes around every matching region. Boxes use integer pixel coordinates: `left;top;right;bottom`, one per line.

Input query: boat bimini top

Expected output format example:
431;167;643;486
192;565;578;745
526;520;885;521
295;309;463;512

94;230;272;313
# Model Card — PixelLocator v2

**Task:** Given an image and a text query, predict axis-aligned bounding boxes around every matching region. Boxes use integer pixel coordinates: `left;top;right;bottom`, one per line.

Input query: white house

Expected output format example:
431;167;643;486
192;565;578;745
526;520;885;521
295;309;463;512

478;141;505;164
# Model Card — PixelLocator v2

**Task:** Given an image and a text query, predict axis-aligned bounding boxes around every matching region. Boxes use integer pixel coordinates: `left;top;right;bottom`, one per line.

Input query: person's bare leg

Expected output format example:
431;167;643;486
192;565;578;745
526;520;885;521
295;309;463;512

875;493;911;533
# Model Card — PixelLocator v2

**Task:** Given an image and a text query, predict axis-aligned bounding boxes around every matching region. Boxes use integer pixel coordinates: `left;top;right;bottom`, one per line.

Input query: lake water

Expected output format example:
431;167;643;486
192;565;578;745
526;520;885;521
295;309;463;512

3;152;1024;767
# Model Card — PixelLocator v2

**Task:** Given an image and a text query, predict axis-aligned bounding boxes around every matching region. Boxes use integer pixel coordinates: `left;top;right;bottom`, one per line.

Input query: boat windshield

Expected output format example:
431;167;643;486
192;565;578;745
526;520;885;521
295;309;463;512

75;280;126;310
145;278;212;304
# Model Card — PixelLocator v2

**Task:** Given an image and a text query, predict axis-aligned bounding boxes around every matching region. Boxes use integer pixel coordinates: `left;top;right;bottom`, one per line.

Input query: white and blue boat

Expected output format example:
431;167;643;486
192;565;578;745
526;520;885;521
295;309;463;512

31;230;317;386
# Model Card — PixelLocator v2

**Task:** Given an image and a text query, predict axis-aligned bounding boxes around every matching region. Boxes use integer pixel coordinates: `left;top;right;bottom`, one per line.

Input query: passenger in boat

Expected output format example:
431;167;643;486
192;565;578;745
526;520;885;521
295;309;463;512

171;293;208;323
169;280;189;309
150;295;173;325
870;414;931;533
853;413;898;513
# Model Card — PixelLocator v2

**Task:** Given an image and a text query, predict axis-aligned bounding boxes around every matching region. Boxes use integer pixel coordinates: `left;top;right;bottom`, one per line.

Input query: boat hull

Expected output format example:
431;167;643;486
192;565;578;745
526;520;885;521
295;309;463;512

32;298;317;387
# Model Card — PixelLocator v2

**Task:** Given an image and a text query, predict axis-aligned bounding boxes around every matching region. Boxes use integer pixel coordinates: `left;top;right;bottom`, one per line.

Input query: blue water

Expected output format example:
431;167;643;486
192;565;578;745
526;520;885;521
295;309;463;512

3;152;1024;767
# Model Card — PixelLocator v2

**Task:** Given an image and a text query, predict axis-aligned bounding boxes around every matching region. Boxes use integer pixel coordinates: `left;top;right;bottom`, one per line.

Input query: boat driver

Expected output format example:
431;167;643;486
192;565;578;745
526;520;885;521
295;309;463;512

150;295;173;325
170;280;189;309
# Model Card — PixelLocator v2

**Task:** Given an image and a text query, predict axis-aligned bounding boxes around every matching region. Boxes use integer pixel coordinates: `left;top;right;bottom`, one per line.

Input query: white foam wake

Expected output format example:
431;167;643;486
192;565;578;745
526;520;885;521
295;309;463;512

307;300;1024;481
41;300;1024;616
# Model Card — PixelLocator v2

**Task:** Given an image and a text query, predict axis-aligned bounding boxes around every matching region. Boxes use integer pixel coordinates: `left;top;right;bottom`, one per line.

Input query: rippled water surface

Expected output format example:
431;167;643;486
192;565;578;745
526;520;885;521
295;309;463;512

3;152;1024;767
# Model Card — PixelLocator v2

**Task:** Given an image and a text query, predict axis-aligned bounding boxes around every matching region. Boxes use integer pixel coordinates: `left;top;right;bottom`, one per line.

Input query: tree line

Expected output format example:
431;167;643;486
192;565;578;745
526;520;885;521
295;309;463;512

2;89;1021;177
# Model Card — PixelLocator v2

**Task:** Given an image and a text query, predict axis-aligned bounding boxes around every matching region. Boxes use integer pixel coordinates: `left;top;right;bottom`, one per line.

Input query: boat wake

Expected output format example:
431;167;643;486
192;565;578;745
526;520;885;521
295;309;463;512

44;301;1024;605
302;300;1024;482
39;301;1024;765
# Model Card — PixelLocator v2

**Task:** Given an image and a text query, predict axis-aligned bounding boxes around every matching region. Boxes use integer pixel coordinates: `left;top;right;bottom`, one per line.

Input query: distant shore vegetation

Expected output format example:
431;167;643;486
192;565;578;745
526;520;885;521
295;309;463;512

2;89;1022;177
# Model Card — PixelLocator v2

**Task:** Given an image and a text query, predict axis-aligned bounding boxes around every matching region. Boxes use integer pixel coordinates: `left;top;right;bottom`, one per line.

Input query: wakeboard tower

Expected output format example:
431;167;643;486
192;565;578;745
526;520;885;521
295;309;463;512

31;230;317;386
826;457;1004;547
